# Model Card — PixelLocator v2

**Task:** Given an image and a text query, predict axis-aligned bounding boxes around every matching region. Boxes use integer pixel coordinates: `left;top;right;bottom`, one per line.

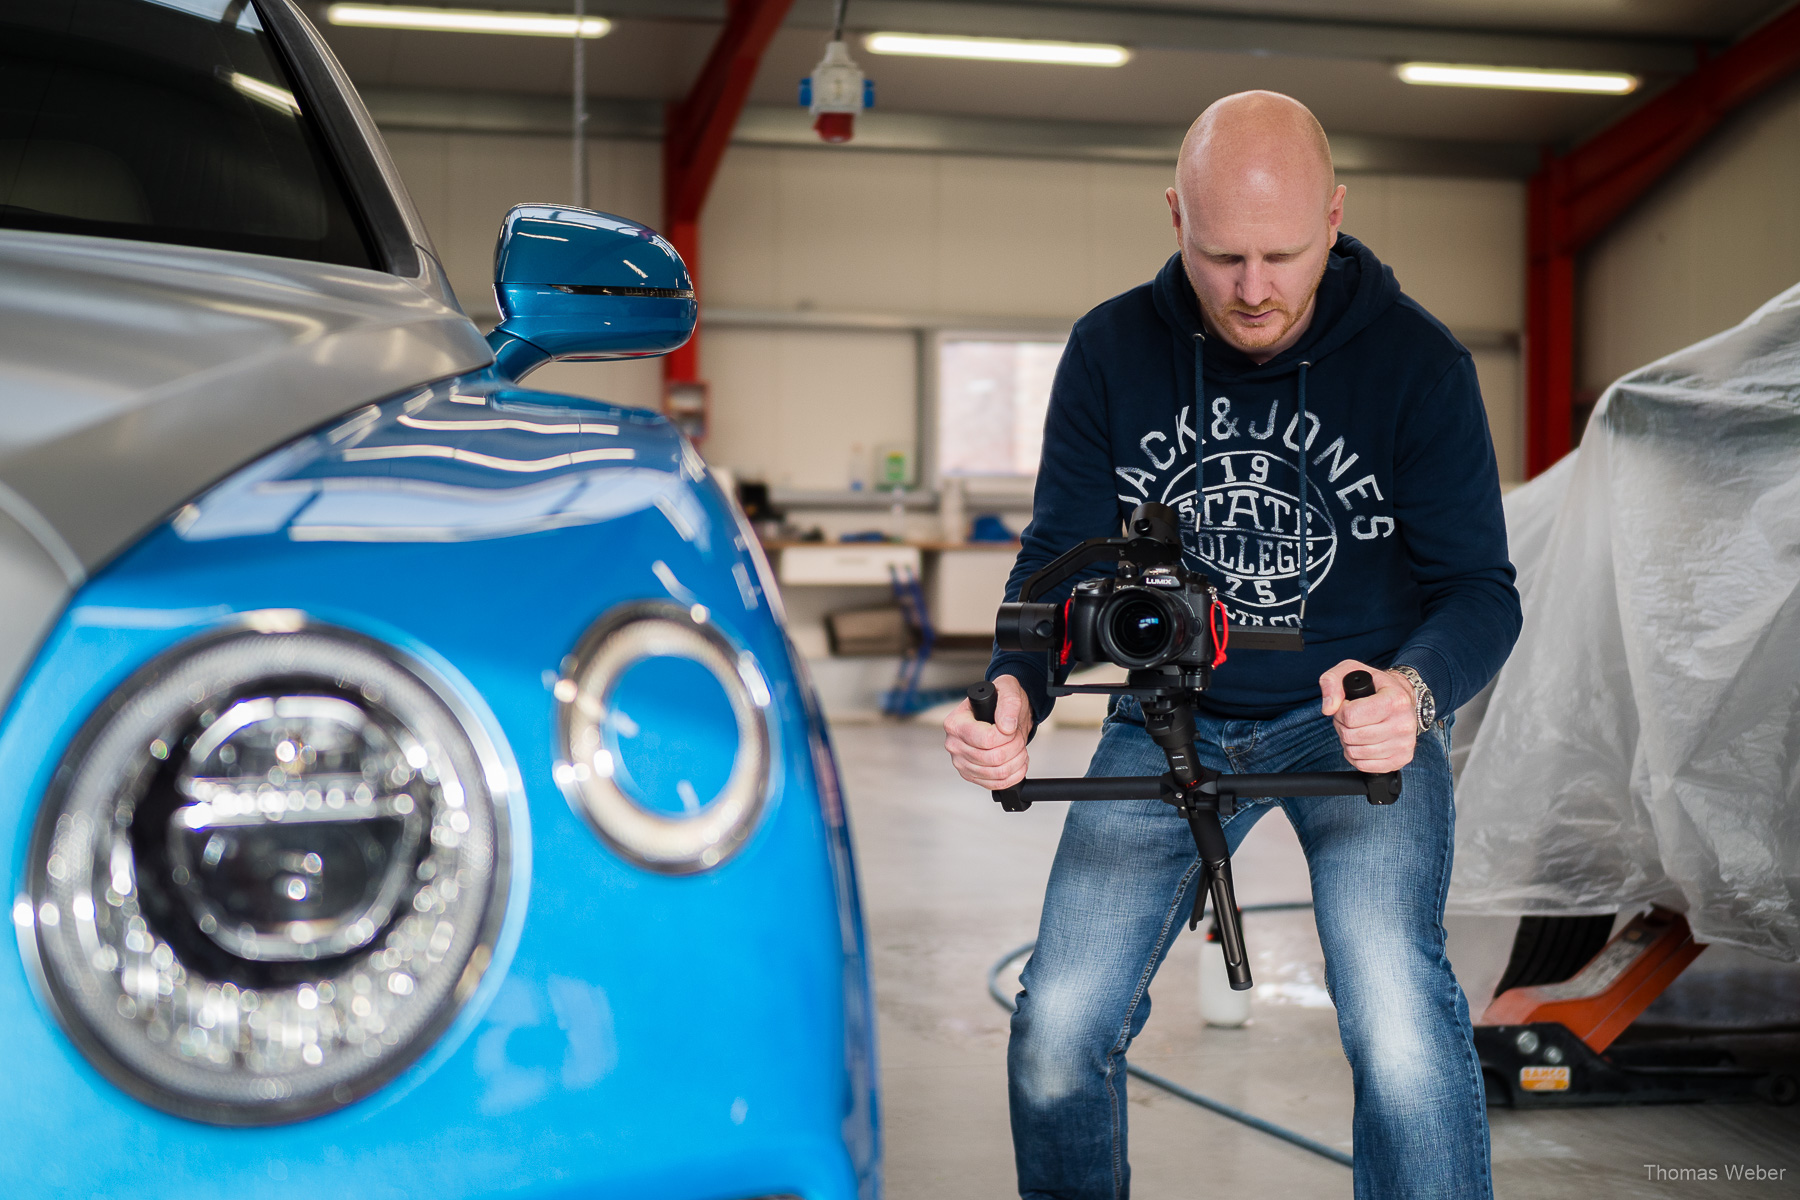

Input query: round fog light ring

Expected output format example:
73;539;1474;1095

557;604;772;873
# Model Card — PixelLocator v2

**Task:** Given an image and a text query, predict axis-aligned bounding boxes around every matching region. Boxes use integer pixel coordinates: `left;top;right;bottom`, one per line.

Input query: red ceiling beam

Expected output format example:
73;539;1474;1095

662;0;795;394
1524;3;1800;477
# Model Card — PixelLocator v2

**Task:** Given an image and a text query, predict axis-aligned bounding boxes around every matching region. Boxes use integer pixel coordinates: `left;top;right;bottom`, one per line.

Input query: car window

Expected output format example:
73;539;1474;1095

0;0;374;267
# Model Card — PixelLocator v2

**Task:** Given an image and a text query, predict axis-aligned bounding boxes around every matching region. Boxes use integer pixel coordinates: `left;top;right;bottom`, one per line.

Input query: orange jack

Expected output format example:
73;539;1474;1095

1480;906;1704;1053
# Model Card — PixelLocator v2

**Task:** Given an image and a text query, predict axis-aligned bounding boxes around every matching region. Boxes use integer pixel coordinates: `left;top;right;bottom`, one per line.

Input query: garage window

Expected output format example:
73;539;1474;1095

935;335;1066;480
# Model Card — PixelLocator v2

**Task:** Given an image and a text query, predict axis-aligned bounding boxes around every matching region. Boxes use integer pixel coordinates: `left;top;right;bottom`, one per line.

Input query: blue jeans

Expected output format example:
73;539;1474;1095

1008;700;1490;1200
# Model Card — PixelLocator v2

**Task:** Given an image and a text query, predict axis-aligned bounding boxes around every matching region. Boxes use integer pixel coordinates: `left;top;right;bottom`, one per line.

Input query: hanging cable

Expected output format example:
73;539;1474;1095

571;0;588;207
985;902;1353;1170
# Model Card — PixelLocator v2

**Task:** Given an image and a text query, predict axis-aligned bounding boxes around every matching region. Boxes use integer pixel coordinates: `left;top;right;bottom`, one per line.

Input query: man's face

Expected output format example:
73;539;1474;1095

1166;171;1345;360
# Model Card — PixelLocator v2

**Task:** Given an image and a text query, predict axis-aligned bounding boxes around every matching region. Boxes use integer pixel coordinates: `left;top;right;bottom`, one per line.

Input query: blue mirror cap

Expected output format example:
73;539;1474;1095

494;204;693;294
492;286;696;360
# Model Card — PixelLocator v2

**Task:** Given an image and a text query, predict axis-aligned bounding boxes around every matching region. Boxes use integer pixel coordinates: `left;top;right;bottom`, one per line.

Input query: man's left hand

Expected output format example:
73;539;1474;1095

1320;660;1418;773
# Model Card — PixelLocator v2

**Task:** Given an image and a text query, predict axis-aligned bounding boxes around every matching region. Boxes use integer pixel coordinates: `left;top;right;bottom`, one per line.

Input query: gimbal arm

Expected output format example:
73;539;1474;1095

1014;505;1186;604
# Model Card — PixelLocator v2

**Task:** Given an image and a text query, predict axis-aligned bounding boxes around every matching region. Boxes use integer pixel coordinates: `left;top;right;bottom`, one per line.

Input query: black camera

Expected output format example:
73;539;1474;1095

994;501;1296;694
1002;563;1223;672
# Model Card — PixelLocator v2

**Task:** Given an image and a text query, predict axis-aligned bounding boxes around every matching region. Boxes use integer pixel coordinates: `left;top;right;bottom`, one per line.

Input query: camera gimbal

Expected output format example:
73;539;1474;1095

967;503;1403;991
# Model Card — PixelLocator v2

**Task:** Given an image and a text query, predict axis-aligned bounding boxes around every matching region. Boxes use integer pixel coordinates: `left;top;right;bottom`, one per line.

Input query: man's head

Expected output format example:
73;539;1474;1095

1166;91;1345;362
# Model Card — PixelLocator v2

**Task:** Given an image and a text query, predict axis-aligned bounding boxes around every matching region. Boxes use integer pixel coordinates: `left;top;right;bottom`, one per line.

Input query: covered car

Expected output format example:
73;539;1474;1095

1450;280;1800;964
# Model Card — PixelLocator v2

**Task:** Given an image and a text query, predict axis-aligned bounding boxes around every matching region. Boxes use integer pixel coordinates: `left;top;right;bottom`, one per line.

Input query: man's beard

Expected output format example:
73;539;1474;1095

1195;254;1328;353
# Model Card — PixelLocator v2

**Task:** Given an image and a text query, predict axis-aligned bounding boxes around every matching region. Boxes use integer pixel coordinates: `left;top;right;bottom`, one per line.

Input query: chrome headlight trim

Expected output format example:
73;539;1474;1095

19;618;512;1126
555;602;772;874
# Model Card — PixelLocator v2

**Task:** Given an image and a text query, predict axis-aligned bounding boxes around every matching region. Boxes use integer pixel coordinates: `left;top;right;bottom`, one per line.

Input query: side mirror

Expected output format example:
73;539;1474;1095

485;204;697;380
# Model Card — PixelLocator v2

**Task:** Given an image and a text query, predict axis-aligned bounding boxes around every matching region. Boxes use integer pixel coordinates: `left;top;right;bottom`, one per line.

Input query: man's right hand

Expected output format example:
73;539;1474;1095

944;673;1034;789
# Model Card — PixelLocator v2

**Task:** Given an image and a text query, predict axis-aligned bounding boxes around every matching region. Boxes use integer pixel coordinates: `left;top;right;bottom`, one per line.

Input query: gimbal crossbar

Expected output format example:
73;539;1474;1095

967;673;1402;992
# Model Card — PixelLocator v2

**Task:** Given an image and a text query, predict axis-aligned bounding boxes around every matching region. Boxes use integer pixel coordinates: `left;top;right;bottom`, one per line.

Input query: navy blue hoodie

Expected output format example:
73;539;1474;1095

990;235;1521;722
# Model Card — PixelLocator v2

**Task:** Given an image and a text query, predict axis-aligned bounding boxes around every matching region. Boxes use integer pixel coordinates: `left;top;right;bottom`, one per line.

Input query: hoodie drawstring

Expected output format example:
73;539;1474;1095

1296;360;1311;625
1193;334;1206;504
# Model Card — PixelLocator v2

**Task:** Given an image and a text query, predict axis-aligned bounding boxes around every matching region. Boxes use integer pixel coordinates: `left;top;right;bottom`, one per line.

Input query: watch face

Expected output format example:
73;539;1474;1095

1418;690;1437;727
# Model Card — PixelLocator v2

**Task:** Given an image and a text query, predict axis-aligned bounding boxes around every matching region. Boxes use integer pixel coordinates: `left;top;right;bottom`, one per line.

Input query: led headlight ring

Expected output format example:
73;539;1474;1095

21;622;509;1125
556;603;772;873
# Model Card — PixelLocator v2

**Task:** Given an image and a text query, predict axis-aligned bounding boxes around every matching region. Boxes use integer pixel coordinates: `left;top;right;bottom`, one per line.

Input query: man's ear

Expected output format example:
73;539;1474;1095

1166;186;1183;240
1325;183;1346;245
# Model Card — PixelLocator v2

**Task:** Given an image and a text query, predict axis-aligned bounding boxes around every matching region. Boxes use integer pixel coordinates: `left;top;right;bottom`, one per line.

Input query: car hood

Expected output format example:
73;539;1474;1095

0;229;494;575
0;229;493;709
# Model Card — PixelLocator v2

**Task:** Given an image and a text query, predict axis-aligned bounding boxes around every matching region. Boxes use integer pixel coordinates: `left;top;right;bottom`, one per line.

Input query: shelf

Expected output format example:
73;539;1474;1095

768;488;1033;510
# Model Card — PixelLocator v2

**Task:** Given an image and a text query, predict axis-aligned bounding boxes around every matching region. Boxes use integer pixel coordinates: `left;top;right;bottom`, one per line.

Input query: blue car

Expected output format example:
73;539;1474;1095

0;1;877;1196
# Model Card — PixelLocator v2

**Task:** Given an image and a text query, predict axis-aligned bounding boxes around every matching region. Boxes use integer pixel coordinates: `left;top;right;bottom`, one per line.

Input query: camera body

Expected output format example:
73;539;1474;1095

995;503;1232;690
1002;561;1222;673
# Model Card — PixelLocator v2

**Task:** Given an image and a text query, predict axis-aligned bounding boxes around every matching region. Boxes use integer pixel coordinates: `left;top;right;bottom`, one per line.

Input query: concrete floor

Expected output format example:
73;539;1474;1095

835;720;1800;1200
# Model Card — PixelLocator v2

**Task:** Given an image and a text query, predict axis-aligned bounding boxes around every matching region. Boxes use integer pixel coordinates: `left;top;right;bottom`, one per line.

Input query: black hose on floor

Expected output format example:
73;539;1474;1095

985;902;1354;1170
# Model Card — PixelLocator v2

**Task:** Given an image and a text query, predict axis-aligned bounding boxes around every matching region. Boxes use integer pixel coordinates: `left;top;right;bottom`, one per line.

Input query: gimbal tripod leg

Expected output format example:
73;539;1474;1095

1184;810;1252;990
1144;703;1254;992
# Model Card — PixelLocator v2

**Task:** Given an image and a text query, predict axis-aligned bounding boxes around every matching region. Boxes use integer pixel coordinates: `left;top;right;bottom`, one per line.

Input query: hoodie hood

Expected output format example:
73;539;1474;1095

1150;233;1401;380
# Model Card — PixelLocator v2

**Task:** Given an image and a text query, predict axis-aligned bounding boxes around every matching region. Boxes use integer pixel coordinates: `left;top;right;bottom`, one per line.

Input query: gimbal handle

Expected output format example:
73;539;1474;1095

962;675;1401;813
966;680;1028;811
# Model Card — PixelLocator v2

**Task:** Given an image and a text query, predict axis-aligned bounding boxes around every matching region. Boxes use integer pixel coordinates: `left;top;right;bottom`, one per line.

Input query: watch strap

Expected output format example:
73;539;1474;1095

1390;665;1434;733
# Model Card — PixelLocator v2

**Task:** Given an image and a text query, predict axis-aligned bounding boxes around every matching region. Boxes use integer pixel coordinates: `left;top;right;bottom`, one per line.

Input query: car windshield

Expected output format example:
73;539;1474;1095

0;0;373;266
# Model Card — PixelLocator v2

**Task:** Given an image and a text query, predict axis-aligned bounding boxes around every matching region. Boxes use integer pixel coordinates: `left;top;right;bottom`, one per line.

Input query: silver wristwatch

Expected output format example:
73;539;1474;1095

1390;665;1437;732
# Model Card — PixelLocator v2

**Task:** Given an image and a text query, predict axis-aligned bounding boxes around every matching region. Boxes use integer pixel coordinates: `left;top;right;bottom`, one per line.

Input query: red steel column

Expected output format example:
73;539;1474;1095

659;221;703;384
1522;4;1800;477
661;0;795;409
1525;155;1575;478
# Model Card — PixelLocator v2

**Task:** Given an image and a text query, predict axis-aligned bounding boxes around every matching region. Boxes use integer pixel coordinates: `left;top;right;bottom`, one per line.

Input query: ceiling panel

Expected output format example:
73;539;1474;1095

306;1;1798;156
1046;0;1785;40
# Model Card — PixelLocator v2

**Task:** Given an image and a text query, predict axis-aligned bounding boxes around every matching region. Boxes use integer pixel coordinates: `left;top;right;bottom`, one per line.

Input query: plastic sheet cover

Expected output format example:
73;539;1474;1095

1449;283;1800;962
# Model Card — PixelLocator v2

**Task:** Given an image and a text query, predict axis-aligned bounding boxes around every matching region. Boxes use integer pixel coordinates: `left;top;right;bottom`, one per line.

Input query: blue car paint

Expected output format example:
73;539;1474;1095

1;375;877;1198
607;656;740;815
489;207;698;378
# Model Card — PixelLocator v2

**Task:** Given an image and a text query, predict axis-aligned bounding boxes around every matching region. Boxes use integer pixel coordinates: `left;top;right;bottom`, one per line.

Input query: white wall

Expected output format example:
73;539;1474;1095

1580;75;1800;394
1340;176;1525;480
703;328;917;490
701;149;1525;481
702;149;1177;318
380;130;1527;481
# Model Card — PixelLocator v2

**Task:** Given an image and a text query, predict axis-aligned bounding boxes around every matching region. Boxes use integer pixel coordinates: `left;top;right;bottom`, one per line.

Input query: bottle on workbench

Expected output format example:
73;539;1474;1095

939;475;967;544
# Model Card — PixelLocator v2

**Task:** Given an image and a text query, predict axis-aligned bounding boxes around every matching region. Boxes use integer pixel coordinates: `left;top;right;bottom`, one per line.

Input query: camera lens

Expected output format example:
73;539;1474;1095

1111;598;1169;658
1099;589;1185;669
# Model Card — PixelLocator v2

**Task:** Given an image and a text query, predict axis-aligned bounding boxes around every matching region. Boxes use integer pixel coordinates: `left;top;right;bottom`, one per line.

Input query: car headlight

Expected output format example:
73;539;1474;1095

555;602;772;873
22;625;508;1124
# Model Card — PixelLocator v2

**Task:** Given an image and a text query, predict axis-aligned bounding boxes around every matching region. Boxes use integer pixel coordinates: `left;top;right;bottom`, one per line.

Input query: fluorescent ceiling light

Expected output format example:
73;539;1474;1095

1397;62;1636;94
865;32;1129;67
229;72;300;115
325;4;611;37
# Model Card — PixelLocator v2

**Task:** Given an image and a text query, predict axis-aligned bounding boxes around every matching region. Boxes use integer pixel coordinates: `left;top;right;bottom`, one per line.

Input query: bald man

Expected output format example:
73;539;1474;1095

944;92;1518;1199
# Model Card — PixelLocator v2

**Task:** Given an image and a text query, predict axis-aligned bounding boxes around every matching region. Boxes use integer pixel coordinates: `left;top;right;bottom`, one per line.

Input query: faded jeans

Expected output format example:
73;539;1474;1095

1008;699;1491;1200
